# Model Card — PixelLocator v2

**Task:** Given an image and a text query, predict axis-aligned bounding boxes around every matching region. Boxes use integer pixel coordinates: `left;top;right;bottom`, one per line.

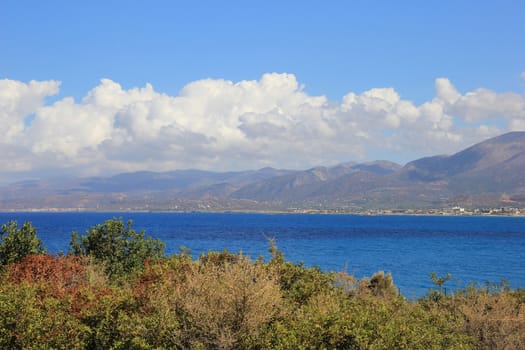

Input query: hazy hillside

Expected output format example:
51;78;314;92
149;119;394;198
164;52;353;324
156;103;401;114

402;132;525;194
230;161;402;202
1;132;524;211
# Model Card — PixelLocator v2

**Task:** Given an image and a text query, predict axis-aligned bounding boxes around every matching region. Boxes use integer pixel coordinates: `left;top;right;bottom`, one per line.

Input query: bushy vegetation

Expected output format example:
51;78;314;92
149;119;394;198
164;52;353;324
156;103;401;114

69;218;165;277
0;220;45;267
0;219;524;349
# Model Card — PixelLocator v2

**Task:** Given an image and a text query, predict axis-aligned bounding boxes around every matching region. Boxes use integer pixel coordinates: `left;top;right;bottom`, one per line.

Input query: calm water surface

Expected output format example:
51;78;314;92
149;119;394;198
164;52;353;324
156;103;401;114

1;212;524;297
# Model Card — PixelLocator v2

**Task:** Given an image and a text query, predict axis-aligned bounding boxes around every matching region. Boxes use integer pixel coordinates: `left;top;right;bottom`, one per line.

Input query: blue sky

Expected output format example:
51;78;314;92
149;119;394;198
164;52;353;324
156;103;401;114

1;0;524;182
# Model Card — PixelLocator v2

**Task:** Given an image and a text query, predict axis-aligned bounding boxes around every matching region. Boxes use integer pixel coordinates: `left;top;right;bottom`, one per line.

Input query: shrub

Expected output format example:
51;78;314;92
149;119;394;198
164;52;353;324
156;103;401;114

358;271;399;299
0;221;45;267
0;281;92;349
453;283;525;349
268;241;334;306
69;218;165;277
5;255;88;298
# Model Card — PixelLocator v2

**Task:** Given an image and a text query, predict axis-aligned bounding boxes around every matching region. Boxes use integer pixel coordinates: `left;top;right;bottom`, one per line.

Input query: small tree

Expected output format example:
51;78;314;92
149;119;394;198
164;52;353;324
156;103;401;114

69;218;165;277
359;271;399;298
430;272;452;296
0;221;46;267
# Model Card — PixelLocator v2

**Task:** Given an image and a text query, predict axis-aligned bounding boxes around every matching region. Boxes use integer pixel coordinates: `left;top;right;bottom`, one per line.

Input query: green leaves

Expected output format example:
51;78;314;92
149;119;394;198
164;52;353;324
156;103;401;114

69;218;165;277
0;221;45;267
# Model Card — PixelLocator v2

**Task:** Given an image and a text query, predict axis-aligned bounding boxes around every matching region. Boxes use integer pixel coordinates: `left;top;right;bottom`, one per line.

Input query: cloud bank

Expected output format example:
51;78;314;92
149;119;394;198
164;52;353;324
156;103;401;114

1;73;524;182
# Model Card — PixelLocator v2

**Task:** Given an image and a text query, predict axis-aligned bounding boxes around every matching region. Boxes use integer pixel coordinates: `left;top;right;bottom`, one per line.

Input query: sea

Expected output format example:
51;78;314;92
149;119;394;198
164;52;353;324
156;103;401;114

1;212;524;298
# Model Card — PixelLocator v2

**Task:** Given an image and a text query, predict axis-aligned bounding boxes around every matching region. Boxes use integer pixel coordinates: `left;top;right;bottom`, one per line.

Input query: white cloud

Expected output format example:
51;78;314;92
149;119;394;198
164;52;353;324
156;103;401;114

0;79;60;142
27;97;114;157
0;74;524;182
435;78;461;104
448;89;525;122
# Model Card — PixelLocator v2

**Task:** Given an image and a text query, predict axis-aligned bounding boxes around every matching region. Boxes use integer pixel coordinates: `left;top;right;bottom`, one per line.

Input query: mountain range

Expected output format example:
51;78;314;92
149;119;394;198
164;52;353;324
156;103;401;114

1;132;525;211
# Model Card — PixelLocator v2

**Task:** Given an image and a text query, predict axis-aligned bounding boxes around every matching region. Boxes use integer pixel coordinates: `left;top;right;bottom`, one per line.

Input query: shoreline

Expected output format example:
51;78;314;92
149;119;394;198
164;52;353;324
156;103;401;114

1;208;524;217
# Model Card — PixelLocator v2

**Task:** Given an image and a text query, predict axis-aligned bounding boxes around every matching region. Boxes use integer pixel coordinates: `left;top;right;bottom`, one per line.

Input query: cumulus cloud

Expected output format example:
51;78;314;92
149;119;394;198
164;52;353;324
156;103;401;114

0;73;524;182
0;79;60;142
449;89;525;122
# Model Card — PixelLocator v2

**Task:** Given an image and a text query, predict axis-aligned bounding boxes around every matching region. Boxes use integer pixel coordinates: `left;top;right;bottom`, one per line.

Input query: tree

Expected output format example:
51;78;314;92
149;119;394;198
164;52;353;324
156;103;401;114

69;218;165;277
430;272;452;296
360;271;399;298
0;221;46;267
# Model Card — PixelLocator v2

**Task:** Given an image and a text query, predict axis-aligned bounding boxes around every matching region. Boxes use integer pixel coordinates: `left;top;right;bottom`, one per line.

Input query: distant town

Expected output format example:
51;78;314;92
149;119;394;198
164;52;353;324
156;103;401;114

290;206;525;216
2;205;525;217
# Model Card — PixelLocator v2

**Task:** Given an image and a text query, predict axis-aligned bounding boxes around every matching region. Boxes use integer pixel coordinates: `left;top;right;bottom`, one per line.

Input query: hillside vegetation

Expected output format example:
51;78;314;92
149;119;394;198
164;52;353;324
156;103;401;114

1;218;524;349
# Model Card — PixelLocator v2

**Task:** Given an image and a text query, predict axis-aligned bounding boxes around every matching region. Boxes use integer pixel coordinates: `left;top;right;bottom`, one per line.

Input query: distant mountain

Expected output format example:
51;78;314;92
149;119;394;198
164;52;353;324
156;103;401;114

1;132;524;211
79;167;293;193
229;132;525;208
402;132;525;193
230;161;402;202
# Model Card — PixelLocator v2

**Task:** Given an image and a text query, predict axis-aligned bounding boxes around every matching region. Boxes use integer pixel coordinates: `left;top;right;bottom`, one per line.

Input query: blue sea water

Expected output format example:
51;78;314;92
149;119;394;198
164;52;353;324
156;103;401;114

1;212;524;298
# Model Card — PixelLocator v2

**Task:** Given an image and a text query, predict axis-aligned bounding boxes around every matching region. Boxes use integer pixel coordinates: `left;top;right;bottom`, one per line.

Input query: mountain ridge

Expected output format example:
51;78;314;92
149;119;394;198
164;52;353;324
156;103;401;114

1;132;524;211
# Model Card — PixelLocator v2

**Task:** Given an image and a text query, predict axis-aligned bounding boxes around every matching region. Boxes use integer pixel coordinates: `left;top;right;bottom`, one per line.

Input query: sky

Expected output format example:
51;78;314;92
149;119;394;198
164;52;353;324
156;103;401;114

1;0;525;183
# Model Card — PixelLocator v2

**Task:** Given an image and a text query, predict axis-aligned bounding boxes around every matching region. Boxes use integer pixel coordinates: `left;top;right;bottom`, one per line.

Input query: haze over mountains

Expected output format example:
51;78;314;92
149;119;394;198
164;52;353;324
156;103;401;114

1;132;524;211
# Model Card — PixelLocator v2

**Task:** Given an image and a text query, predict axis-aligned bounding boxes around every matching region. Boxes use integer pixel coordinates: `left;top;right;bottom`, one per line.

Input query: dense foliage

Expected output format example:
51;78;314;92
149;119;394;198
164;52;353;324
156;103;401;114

0;220;45;267
0;220;524;349
69;218;165;277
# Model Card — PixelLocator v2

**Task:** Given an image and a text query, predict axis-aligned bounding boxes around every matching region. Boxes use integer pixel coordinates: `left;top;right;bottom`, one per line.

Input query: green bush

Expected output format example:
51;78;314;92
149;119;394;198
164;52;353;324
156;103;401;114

69;218;165;277
0;221;45;267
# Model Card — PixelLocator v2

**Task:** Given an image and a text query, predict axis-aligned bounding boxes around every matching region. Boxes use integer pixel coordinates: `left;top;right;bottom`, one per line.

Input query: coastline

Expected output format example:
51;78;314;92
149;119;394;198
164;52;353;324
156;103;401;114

1;207;524;217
